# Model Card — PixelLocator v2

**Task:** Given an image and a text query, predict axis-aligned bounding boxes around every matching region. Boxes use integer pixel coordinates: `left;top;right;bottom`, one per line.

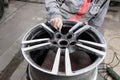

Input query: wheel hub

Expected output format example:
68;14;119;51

52;32;76;48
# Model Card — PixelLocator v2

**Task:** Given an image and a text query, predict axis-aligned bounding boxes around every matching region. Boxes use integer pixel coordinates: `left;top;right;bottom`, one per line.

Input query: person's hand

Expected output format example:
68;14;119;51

50;17;63;31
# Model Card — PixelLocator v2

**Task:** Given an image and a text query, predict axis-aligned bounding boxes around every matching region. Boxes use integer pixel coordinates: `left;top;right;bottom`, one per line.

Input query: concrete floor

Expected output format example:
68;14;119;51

0;1;120;80
100;7;120;80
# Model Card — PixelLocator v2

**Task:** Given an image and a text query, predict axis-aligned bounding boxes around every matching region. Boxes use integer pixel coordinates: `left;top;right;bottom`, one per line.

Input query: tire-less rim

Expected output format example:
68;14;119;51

21;21;106;76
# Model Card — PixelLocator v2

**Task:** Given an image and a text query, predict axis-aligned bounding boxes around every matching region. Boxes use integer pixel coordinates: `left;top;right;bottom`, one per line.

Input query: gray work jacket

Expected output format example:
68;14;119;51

45;0;110;28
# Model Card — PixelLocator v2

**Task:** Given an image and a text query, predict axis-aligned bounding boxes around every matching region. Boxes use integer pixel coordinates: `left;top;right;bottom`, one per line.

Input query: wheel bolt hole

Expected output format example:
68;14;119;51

67;34;72;39
52;41;57;45
70;41;76;45
56;33;62;39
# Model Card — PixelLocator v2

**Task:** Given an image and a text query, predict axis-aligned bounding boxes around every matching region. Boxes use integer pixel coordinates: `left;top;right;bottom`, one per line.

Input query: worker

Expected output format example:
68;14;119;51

45;0;110;30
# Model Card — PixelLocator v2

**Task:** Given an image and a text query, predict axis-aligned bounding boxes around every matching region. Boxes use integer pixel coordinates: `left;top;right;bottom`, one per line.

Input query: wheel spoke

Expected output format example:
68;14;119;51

76;43;105;57
40;23;55;34
52;48;61;74
78;39;106;48
74;25;90;37
69;22;83;33
22;42;51;52
65;48;72;75
22;38;50;44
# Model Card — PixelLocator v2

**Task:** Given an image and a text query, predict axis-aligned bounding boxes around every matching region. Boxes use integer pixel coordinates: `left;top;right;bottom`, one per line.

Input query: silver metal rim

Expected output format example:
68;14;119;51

21;21;106;76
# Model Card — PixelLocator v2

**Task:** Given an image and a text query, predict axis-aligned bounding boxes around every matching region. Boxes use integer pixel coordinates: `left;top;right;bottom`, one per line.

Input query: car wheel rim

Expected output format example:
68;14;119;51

21;21;106;76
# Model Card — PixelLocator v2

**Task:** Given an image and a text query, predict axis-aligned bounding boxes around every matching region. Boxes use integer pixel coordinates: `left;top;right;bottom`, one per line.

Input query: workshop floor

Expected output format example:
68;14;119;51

100;7;120;80
0;1;120;80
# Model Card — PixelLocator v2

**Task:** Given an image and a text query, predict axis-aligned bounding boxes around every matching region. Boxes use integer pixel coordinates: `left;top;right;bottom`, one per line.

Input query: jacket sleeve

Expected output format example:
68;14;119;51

45;0;62;20
88;0;110;28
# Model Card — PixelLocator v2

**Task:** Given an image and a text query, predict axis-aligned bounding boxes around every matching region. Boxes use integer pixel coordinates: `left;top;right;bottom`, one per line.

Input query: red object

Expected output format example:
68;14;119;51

69;0;90;21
